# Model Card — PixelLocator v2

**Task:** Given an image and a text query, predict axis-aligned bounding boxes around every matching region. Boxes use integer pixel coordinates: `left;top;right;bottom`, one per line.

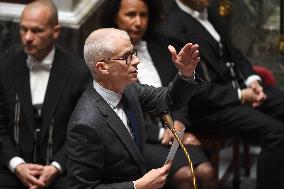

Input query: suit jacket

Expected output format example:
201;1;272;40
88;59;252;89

159;1;257;118
67;75;200;189
0;48;91;172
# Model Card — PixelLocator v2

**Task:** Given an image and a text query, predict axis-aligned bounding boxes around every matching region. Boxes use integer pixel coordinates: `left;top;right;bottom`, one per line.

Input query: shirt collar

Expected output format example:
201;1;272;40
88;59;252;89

175;0;208;20
93;80;122;108
26;46;55;70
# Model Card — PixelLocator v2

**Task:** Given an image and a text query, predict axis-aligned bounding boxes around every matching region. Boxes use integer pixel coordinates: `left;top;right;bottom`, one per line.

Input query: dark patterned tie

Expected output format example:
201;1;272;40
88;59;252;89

120;94;141;148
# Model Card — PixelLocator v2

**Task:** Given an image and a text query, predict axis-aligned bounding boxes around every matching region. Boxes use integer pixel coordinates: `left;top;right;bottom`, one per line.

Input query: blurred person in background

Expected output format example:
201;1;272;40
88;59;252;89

0;1;90;188
159;0;284;189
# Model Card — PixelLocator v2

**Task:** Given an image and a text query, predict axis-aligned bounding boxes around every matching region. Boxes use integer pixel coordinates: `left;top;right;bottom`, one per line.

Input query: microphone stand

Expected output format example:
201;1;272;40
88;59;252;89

162;112;198;189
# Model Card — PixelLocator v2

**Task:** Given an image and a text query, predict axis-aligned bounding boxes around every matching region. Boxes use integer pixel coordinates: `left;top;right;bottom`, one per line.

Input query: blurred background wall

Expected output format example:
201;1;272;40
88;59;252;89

229;0;284;88
0;0;283;88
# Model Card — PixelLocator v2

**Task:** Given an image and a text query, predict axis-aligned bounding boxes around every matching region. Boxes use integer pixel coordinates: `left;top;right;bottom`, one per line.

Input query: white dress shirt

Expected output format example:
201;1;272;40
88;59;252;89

27;47;54;107
135;40;163;88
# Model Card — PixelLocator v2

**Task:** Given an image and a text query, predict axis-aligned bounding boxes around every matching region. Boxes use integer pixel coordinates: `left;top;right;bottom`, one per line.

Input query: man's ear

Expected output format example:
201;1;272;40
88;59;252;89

95;61;109;74
53;24;61;40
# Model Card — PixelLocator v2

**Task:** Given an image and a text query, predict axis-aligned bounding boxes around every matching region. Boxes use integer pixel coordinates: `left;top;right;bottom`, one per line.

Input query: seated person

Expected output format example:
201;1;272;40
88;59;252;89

99;0;217;189
159;0;284;189
0;1;91;188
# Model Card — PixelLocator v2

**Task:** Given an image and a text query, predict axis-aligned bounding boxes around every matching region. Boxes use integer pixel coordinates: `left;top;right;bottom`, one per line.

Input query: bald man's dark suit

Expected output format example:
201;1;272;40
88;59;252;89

159;1;284;188
0;48;91;188
67;75;200;189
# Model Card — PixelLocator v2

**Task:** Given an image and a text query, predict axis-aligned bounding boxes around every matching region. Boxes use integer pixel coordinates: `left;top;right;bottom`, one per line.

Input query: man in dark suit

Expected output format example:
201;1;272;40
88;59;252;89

159;0;284;189
67;28;200;189
0;1;91;189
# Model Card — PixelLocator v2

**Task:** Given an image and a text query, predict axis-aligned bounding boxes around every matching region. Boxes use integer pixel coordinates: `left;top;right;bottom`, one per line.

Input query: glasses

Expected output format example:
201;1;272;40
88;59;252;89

102;49;137;65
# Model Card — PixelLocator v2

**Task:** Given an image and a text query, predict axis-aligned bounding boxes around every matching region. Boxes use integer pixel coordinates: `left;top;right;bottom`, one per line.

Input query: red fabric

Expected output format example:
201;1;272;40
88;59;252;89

253;65;276;87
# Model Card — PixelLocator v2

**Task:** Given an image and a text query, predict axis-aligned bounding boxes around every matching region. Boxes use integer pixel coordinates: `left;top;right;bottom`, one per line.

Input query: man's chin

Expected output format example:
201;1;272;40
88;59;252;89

24;48;36;56
129;77;138;83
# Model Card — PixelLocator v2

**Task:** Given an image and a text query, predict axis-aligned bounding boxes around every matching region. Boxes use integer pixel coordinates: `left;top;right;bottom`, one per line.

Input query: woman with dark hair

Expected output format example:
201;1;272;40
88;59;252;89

100;0;162;43
100;0;218;189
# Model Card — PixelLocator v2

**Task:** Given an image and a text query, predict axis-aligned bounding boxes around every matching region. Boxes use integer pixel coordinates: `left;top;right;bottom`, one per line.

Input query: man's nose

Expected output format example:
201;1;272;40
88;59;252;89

131;54;139;66
24;31;34;42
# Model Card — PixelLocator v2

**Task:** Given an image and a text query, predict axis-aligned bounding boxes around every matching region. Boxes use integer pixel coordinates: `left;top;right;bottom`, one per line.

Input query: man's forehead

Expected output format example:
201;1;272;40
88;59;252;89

112;37;133;55
21;6;51;25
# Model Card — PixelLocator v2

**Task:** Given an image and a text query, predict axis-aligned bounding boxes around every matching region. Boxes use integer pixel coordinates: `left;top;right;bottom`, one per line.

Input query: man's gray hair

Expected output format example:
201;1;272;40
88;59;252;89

83;28;130;73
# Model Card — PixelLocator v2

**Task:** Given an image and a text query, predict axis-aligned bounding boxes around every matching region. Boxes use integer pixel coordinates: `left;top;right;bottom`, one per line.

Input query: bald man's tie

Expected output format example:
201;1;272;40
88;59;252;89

120;94;141;148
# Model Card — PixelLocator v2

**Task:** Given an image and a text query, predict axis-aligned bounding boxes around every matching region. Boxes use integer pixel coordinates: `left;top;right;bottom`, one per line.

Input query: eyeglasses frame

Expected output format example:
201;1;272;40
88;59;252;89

101;49;138;65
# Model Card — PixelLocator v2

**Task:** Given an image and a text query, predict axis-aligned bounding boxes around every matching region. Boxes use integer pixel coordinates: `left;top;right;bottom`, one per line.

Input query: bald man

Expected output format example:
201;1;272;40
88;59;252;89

67;28;200;189
0;1;91;188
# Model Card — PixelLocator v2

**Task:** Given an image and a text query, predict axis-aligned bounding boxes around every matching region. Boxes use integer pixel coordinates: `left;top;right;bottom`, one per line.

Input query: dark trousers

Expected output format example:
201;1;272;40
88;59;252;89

190;87;284;189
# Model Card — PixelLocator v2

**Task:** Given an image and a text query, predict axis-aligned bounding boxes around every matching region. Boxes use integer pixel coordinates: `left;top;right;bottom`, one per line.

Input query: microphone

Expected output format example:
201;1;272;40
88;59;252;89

153;99;198;189
153;99;174;129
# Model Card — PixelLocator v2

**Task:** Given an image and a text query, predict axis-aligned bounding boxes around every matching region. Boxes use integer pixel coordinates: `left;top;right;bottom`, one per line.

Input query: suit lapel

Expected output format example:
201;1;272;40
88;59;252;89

89;86;145;174
12;53;34;135
106;114;145;174
40;49;70;140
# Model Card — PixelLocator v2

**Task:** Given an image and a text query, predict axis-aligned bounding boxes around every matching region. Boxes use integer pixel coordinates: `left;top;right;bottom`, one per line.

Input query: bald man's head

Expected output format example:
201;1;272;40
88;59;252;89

19;0;61;60
84;28;138;92
22;0;59;26
84;28;130;72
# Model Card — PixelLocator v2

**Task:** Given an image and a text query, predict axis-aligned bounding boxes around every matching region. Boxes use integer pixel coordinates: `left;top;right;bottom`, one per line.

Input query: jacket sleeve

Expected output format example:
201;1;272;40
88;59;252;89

0;63;20;167
137;75;201;113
